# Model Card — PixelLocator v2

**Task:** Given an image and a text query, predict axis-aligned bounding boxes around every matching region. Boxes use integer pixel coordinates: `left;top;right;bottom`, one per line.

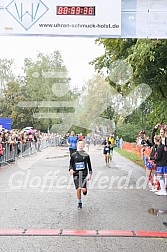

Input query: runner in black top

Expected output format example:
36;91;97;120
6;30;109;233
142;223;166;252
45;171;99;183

102;137;112;166
69;139;92;209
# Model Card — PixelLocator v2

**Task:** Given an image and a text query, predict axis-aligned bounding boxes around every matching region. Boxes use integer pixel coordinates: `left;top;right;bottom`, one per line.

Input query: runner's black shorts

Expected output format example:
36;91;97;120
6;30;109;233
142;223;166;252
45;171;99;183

73;173;87;189
103;150;110;155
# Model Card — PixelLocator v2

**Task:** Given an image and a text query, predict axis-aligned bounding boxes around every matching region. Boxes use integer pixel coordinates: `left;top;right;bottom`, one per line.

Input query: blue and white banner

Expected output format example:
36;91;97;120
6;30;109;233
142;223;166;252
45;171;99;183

0;0;121;36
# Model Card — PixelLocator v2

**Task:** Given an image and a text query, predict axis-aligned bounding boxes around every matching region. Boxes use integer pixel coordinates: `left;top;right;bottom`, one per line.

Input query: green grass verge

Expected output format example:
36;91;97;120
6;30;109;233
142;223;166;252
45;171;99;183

115;148;145;168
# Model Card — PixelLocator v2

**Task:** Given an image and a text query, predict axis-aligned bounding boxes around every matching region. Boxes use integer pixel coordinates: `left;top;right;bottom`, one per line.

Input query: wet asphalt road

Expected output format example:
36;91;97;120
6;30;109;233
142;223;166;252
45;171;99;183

0;145;167;252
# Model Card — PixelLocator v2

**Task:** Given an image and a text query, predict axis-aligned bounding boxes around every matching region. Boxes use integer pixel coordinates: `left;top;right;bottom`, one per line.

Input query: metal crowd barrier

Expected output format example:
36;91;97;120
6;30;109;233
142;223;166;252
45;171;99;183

0;136;62;166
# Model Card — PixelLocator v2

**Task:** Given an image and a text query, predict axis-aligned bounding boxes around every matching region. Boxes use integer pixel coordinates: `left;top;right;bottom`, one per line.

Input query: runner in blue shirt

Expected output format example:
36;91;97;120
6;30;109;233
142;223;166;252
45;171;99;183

67;131;78;157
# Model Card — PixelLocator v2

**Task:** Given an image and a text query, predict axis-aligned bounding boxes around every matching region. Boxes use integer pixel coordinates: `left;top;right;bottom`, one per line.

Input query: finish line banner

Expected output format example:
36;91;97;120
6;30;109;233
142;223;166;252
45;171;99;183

0;0;121;36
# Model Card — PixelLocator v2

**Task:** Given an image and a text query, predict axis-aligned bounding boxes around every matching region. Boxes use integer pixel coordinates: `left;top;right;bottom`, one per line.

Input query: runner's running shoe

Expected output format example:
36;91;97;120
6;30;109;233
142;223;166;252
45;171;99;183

83;190;87;195
78;202;82;209
155;191;167;196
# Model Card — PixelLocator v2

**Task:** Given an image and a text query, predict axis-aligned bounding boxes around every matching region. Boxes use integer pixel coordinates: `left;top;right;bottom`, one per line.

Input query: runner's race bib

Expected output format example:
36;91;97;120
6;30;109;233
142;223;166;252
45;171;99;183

75;162;85;170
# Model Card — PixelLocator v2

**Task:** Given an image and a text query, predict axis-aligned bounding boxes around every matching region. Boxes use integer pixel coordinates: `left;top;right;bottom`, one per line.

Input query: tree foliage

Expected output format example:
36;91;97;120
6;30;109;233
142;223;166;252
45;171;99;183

1;38;166;140
0;51;80;132
0;58;15;92
90;38;167;140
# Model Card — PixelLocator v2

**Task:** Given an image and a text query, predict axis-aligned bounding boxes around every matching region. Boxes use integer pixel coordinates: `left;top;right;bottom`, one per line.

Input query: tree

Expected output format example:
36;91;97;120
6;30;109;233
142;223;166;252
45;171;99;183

23;50;76;131
79;74;116;133
0;58;15;92
0;80;32;129
90;38;167;133
0;51;80;132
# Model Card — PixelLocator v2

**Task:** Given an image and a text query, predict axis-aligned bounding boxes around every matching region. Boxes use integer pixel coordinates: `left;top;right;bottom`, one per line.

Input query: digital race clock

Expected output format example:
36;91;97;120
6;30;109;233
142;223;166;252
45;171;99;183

56;6;96;16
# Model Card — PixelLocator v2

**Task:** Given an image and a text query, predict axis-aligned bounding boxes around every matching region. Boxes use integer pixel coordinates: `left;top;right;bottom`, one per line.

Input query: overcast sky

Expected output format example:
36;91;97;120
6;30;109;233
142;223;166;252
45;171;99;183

0;36;104;89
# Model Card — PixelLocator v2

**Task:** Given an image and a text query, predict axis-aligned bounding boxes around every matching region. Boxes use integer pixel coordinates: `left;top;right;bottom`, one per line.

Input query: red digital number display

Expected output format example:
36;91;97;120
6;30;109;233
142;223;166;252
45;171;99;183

56;6;95;16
